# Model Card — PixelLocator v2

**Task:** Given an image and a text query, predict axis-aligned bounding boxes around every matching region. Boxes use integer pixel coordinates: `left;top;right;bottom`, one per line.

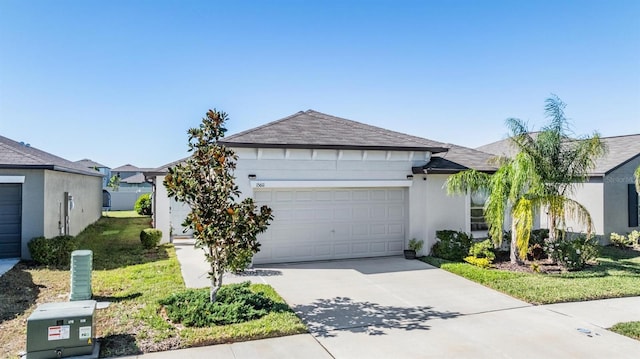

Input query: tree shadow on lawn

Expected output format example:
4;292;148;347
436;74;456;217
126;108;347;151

89;245;171;270
0;264;40;323
295;297;460;337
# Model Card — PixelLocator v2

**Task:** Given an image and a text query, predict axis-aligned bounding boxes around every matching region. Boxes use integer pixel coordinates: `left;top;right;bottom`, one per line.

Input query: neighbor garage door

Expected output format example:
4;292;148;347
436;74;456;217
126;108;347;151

253;187;407;264
0;184;22;258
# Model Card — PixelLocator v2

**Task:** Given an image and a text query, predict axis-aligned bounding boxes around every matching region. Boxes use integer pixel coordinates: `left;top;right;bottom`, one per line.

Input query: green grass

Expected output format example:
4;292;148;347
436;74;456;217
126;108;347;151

610;322;640;341
422;246;640;304
0;216;306;358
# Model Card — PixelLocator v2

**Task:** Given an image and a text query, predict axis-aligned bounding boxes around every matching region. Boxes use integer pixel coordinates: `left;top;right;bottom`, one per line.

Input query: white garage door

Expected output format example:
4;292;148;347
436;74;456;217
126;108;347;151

253;187;407;264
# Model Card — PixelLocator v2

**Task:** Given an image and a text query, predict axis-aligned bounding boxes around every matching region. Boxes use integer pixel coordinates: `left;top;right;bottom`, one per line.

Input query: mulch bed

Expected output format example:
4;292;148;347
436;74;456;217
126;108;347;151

491;251;565;274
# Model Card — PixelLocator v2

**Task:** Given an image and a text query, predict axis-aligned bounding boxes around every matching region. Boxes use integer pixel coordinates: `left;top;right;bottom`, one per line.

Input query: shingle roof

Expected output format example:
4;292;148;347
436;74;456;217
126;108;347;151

413;145;497;174
477;133;640;175
0;135;102;176
219;110;450;152
75;158;108;169
112;164;154;172
121;172;147;184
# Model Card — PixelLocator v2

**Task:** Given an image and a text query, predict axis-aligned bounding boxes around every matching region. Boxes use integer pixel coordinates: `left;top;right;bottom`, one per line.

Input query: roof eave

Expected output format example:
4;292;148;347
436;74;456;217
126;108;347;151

218;141;449;153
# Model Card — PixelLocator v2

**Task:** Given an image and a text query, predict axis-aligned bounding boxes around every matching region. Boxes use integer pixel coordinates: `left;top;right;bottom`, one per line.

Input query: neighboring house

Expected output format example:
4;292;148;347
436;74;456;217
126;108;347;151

146;110;496;264
0;135;102;259
108;164;153;210
477;133;640;240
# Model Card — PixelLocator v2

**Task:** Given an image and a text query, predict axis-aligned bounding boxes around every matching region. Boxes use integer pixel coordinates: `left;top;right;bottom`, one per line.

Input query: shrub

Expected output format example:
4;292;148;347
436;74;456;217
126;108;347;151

546;234;600;270
628;230;640;247
158;282;276;327
463;239;495;268
27;235;77;266
610;233;632;248
140;228;162;249
463;256;493;268
134;193;152;215
431;230;473;261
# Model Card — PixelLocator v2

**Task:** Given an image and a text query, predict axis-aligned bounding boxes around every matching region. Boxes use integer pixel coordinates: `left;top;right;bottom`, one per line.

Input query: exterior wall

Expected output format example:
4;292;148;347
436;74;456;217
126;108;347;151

0;168;101;259
154;147;476;258
559;179;605;236
236;148;428;252
43;170;102;238
603;156;640;237
422;174;467;254
153;175;172;243
0;169;45;259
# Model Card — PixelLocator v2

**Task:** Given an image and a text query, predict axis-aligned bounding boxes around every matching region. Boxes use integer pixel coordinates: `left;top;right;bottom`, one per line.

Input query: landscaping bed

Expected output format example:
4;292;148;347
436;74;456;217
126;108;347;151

0;215;306;358
422;246;640;305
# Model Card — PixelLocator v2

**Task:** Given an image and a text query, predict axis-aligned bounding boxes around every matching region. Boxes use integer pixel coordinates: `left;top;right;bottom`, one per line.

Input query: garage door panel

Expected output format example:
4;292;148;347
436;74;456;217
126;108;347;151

253;187;408;264
334;191;351;201
389;206;404;218
0;183;21;259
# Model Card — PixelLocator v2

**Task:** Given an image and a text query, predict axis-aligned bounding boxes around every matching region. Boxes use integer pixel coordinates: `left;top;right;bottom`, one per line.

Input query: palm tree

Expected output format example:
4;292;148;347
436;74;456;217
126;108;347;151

447;95;606;263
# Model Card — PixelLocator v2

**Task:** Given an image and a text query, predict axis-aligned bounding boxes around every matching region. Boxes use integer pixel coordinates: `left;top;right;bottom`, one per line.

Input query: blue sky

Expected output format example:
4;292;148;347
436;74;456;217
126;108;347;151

1;0;638;169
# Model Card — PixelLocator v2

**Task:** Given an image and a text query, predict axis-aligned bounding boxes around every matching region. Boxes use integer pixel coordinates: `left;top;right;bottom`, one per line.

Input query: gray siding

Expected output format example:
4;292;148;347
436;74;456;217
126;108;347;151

603;156;640;237
43;170;102;239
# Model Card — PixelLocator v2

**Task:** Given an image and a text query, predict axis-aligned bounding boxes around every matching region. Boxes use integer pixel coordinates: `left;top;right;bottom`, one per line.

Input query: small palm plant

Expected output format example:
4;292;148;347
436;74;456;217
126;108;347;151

404;238;424;259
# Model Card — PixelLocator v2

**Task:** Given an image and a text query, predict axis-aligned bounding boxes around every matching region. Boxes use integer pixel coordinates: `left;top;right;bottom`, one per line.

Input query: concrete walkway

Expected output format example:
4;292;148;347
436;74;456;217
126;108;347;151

153;239;640;358
0;258;19;277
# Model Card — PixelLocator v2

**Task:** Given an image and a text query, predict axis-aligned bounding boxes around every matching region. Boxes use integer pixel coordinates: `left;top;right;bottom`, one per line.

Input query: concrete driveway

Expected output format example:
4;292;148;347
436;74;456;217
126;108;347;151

174;240;640;358
256;258;640;358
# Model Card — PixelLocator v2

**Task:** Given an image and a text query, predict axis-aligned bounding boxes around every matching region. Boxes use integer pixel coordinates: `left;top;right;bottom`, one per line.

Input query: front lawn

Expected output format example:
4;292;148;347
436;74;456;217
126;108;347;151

422;246;640;304
610;321;640;341
0;216;306;358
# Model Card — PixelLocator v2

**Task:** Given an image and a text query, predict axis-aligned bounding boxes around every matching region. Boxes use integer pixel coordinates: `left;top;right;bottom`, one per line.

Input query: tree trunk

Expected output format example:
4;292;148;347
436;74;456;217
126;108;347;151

209;247;224;303
510;220;522;264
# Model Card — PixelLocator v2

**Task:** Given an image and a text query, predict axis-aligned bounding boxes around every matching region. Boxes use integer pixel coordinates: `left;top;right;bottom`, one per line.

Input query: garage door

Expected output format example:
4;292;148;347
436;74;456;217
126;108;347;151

0;184;22;259
170;198;193;237
253;187;407;264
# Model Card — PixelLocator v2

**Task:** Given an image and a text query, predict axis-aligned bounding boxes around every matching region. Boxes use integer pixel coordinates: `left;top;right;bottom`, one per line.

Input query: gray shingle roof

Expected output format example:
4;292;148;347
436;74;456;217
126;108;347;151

75;158;108;169
477;133;640;175
121;172;147;184
0;135;102;176
112;164;155;172
414;145;497;174
219;110;450;152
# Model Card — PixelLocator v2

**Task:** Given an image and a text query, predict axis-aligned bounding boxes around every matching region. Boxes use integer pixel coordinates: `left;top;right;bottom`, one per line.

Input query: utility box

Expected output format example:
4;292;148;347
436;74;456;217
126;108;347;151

70;250;92;301
26;300;97;359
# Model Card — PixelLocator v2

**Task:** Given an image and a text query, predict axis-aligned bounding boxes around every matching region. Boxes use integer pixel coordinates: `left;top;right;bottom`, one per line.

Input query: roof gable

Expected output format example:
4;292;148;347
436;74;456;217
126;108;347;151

219;110;449;152
0;135;101;176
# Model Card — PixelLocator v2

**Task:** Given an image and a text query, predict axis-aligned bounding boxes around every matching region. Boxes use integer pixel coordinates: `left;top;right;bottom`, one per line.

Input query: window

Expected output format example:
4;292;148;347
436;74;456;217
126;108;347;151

629;184;639;227
470;191;489;231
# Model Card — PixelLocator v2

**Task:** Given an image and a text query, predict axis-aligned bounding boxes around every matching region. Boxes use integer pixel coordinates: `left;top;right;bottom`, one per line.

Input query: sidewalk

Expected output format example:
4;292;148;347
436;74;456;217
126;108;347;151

116;334;332;359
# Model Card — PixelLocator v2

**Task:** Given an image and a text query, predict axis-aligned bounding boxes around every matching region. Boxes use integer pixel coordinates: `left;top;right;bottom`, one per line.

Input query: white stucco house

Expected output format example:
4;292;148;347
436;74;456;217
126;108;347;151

146;110;495;264
0;135;103;259
478;133;640;240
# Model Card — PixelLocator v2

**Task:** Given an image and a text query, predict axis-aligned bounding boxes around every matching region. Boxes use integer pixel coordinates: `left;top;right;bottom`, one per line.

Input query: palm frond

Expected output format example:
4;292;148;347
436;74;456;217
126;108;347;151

445;169;491;195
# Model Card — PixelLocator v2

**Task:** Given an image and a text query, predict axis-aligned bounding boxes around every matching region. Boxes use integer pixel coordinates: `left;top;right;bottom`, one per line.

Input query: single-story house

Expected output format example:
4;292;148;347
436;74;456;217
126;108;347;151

478;133;640;240
0;135;103;259
108;163;153;210
146;110;495;264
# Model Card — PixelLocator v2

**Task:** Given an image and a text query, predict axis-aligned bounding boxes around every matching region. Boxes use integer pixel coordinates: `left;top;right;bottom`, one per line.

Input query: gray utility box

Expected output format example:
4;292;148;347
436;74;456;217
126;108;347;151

26;300;97;359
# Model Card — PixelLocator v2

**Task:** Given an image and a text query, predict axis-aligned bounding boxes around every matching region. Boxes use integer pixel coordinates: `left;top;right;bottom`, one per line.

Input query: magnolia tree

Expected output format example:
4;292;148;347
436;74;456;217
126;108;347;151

164;109;273;303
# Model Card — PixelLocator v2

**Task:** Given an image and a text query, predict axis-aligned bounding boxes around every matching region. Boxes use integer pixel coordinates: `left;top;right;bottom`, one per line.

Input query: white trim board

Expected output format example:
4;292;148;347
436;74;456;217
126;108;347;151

250;180;413;189
0;176;25;183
